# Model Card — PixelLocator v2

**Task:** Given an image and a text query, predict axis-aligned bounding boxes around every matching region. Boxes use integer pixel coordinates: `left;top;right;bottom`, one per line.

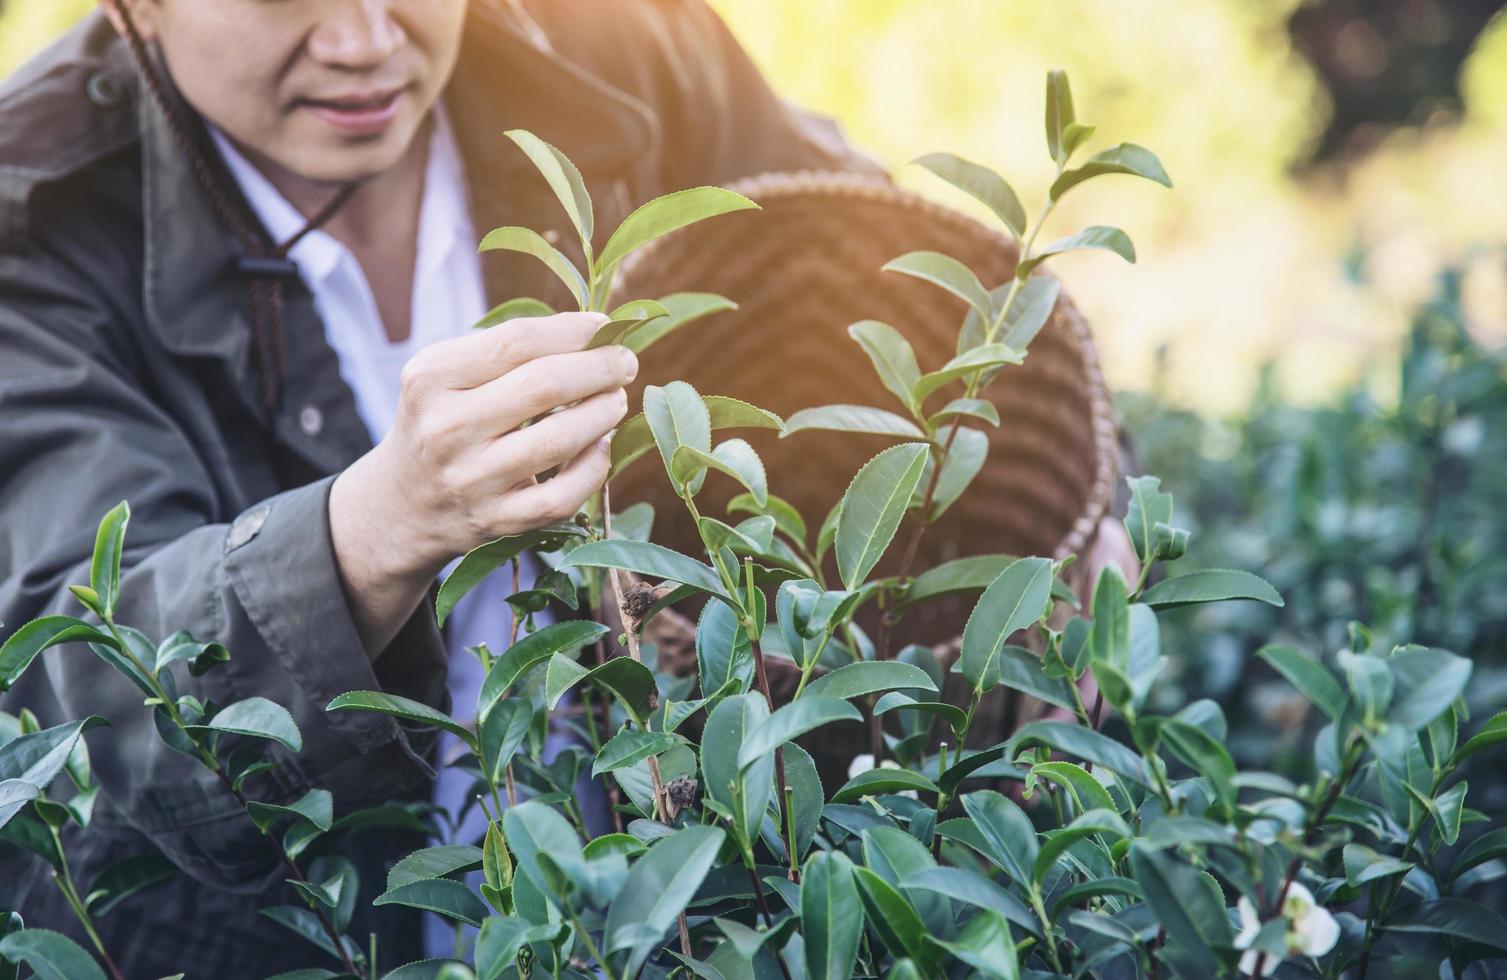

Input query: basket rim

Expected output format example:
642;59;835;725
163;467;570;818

614;168;1119;560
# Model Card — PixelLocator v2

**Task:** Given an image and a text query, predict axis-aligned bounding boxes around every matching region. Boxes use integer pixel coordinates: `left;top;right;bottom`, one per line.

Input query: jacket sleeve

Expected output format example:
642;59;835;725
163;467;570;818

0;248;447;892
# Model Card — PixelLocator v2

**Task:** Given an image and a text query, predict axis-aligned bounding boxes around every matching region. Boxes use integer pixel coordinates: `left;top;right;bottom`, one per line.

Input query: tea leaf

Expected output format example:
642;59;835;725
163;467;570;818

705;396;785;432
847;320;922;412
1017;226;1135;278
1386;645;1471;731
783;405;925;440
804;662;937;701
562;540;726;598
1050;142;1172;201
782;742;824;862
1159;720;1237;815
801;851;862;980
386;845;484;891
738;697;860;770
702;694;772;847
604;825;726;976
624;292;738;354
1256;644;1344;721
673;439;767;507
88;501;129;621
587;298;670;349
999;275;1063;351
831;767;938;803
479;697;532;785
1124;476;1174;565
992;645;1078;712
852;867;930;966
374;878;489;927
473;296;554;330
897;554;1017;609
882;252;993;320
931;908;1018;980
202;697;303;753
1383;897;1507;952
960;790;1038;884
645;381;713;494
1140;569;1283;609
912;152;1026;238
0;617;114;692
1450;826;1507;883
326;692;470;748
697;598;754;698
1342;843;1413;887
1452;711;1507;766
1026;761;1119;815
926;398;999;429
476;620;608;719
0;929;107;980
436;522;588;627
1009;720;1153;788
0;780;38;832
904;867;1036;935
959;557;1053;693
835;444;930;590
504;129;594;246
1044;70;1076;165
912;344;1024;405
728;492;807;545
925;425;989;520
873;693;967;737
1033;809;1130;885
1127;844;1230;966
84;853;176;917
246;788;333;833
592;729;678;777
153;631;230;677
503;800;584;897
597;186;758;275
551;656;657;726
478;226;588;309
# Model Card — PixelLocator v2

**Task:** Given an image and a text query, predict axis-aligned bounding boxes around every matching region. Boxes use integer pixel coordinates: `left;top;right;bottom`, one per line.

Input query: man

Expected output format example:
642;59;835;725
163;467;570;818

0;1;882;974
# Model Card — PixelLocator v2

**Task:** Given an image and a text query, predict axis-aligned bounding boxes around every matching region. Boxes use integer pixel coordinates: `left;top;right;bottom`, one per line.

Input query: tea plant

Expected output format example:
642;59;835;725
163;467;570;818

1;71;1504;980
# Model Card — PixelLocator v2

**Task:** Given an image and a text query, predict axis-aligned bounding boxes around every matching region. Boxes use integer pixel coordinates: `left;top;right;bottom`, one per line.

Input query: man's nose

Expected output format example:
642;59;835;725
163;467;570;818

307;0;406;70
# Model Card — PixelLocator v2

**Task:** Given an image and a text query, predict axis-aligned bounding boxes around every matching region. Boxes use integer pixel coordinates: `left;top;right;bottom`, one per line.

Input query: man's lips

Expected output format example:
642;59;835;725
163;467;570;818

300;88;406;136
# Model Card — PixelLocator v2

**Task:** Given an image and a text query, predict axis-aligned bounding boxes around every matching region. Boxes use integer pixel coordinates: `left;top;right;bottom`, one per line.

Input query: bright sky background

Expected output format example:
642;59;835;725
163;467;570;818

4;1;1504;411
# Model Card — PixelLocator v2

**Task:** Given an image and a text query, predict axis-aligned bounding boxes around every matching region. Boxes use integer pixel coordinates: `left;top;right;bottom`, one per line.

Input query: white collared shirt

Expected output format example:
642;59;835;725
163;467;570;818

214;115;548;952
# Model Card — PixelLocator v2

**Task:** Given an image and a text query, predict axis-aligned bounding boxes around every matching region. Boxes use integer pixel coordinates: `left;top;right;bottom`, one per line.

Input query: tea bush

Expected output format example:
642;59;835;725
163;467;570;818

2;72;1505;980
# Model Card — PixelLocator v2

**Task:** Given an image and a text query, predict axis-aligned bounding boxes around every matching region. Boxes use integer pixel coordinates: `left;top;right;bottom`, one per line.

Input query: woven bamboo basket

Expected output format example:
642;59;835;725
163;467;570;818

607;171;1119;780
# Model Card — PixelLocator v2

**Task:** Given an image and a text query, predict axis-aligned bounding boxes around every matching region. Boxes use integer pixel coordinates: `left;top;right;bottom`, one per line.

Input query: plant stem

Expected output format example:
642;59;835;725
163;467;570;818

1246;737;1366;980
104;611;354;972
48;825;124;980
211;768;358;974
782;783;801;883
1355;772;1441;979
564;905;618;980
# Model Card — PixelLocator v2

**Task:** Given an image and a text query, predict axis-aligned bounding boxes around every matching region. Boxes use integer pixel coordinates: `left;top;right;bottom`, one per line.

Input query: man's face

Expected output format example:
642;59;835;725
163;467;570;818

111;0;467;184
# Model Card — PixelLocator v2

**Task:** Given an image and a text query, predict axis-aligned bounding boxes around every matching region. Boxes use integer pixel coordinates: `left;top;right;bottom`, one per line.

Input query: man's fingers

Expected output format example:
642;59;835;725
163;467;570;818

400;311;609;393
466;346;637;437
488;436;612;530
485;388;628;482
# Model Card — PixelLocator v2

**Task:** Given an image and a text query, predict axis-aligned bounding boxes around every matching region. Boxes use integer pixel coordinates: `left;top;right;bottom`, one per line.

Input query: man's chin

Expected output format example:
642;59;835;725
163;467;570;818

272;115;426;187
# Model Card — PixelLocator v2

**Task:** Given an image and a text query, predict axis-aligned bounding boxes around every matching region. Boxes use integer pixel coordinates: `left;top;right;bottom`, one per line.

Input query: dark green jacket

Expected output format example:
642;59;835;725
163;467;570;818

0;3;880;975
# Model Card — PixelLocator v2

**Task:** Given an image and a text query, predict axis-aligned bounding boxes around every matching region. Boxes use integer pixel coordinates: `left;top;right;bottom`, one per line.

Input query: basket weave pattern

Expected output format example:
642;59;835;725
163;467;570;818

607;172;1118;757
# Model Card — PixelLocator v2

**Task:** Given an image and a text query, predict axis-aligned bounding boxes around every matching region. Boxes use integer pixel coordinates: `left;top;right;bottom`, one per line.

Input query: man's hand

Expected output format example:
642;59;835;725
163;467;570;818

329;312;635;657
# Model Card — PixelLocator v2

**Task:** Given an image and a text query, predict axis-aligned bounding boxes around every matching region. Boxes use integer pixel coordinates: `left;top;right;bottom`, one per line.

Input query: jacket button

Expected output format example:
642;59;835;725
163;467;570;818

85;71;127;109
298;405;324;436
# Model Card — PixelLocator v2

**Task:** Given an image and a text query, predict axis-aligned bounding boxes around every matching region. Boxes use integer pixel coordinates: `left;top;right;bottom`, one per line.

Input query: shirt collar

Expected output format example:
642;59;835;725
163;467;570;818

209;109;473;289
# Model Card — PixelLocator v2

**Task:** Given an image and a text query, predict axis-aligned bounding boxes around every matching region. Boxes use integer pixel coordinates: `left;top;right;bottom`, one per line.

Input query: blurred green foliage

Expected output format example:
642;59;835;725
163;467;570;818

1121;254;1507;789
